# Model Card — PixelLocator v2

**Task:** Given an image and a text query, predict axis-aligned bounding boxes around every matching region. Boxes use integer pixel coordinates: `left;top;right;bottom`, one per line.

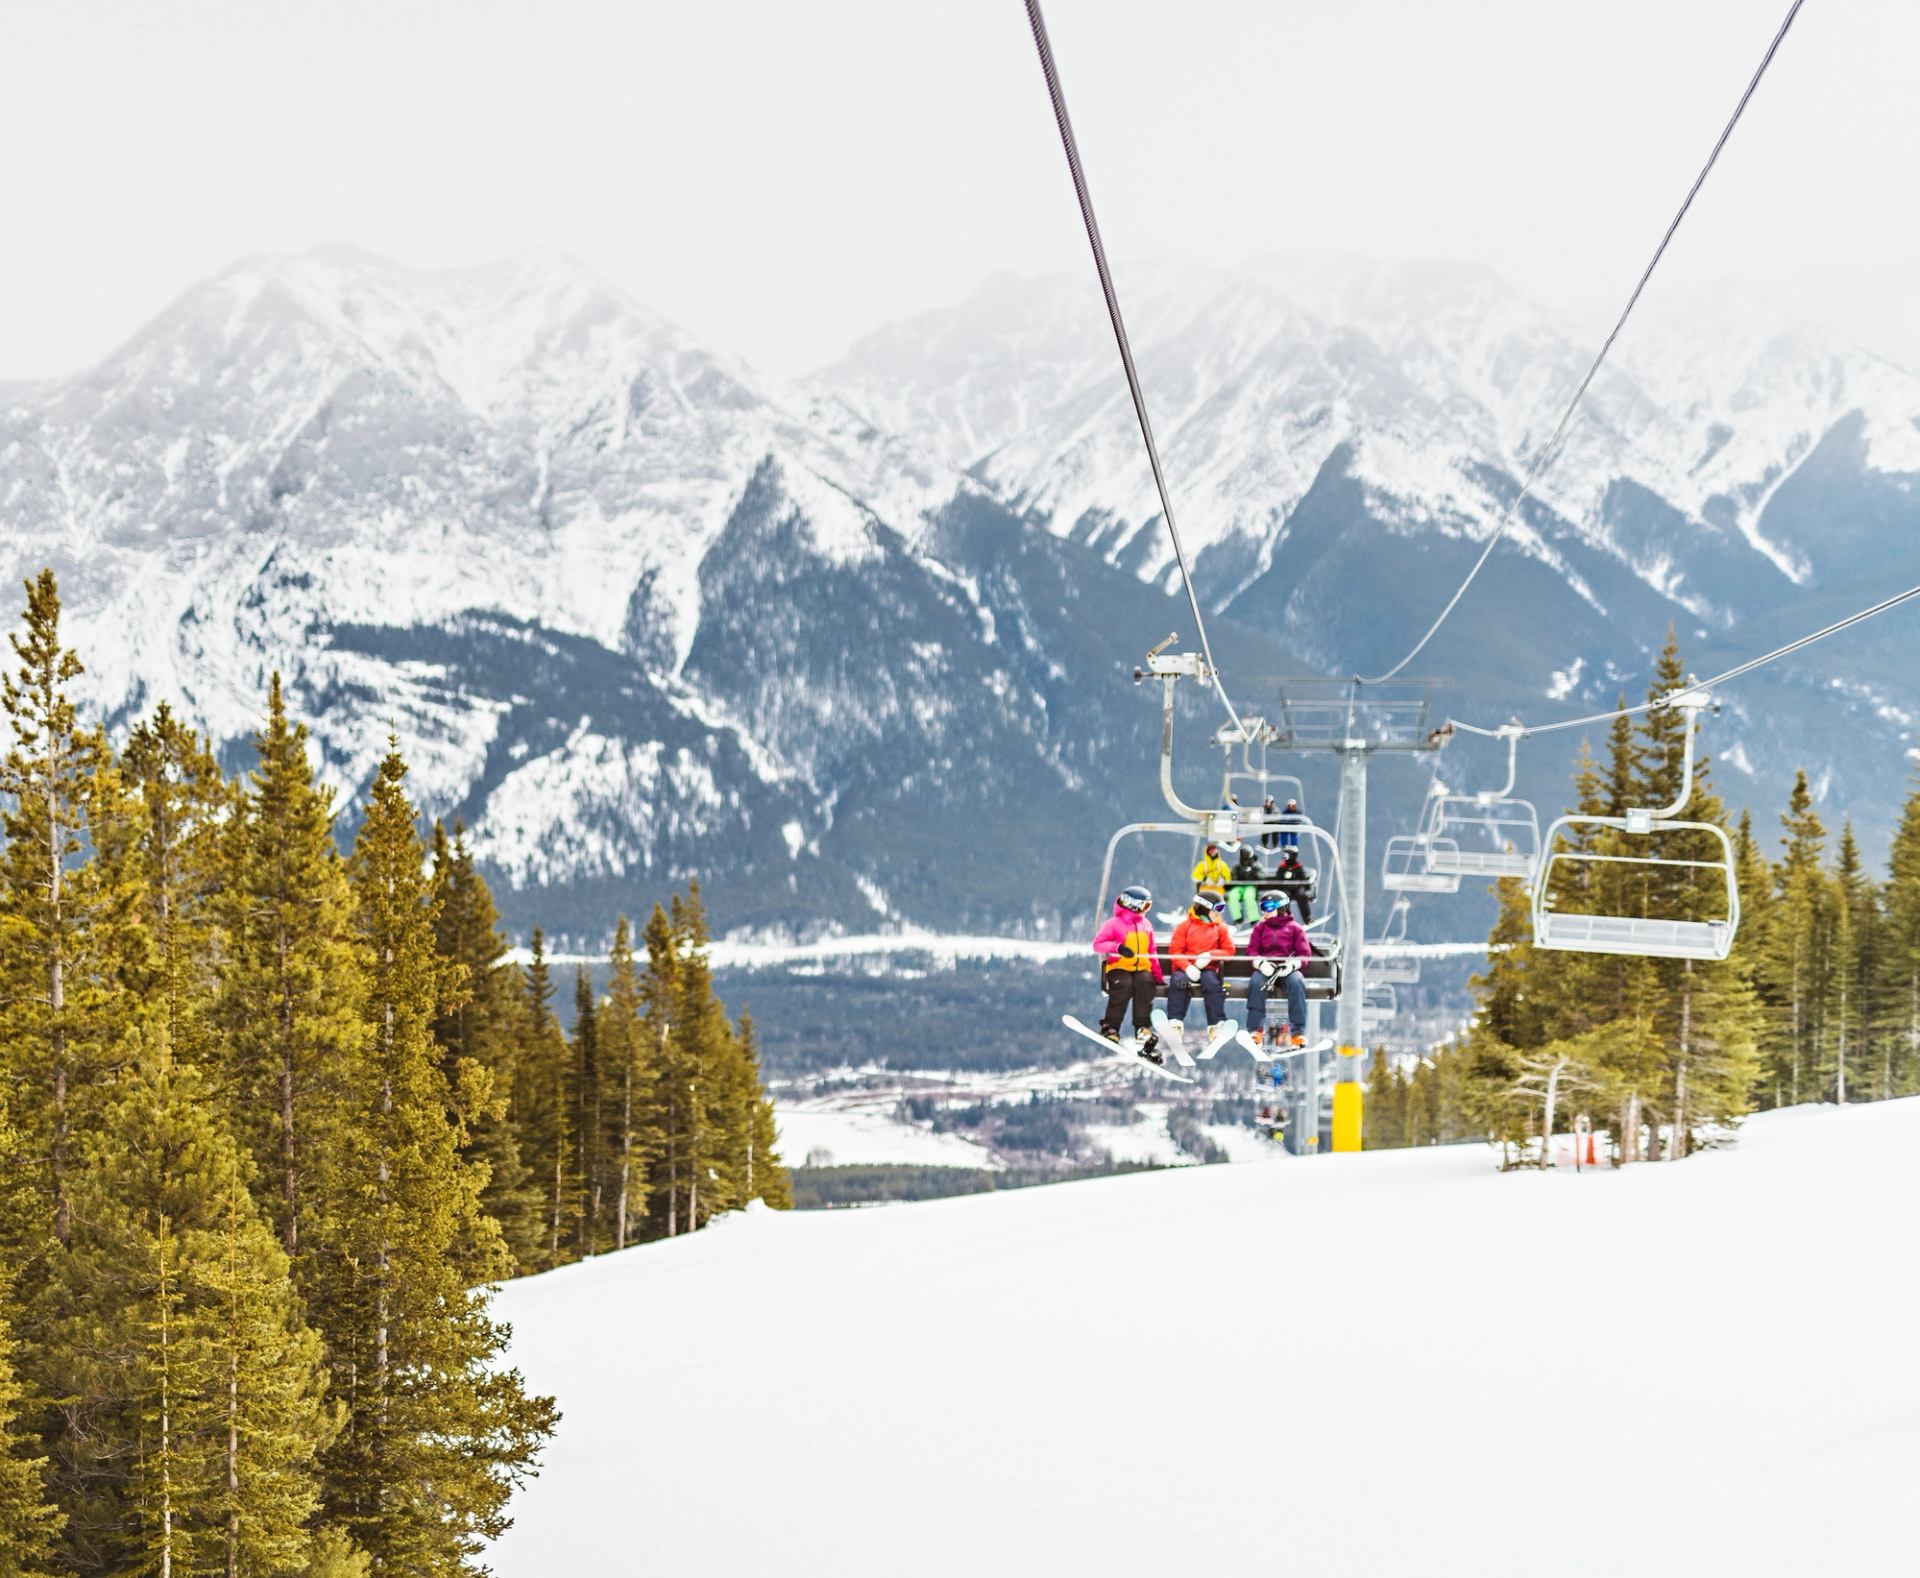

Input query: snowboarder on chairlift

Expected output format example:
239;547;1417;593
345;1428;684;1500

1192;840;1231;889
1092;884;1165;1057
1277;799;1305;852
1273;847;1313;924
1165;890;1235;1044
1246;891;1312;1049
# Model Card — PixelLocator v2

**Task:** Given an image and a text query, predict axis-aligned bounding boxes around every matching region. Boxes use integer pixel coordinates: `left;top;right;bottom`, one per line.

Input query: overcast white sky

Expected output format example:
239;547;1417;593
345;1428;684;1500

2;0;1915;382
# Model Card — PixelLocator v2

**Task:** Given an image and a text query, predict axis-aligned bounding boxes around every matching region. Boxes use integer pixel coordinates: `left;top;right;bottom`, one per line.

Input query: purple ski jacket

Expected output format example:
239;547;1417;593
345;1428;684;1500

1248;912;1312;962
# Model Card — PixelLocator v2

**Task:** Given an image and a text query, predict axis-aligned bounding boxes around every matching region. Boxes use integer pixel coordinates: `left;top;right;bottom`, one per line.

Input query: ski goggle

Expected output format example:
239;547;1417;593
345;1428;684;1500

1259;895;1286;914
1119;893;1152;913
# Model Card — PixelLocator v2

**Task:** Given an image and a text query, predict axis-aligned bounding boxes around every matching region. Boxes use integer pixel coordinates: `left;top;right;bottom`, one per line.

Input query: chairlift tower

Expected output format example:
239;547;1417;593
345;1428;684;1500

1257;679;1449;1152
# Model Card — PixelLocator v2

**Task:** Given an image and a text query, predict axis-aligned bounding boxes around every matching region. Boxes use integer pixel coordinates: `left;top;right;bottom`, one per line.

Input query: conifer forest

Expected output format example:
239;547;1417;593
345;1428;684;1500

0;571;789;1575
1365;632;1920;1163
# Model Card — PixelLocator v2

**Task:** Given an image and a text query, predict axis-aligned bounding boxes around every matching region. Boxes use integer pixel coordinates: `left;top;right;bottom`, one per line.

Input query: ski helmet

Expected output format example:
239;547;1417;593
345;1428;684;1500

1118;884;1152;913
1259;892;1288;916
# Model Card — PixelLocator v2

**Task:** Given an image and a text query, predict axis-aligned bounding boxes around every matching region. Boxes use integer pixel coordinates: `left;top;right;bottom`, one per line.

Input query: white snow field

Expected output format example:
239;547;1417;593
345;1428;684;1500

490;1100;1920;1578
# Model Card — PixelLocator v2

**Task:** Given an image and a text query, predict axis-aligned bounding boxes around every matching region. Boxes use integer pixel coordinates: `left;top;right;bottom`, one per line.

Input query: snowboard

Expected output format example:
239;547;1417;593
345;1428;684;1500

1061;1014;1194;1084
1150;1008;1241;1065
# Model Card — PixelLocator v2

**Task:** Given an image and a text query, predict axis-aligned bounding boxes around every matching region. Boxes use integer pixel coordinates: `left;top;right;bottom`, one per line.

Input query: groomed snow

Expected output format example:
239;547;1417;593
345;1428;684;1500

489;1100;1920;1577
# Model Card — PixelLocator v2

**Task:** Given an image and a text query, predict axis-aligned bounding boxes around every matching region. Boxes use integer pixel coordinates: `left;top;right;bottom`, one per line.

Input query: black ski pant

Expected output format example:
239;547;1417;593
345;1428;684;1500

1099;967;1158;1037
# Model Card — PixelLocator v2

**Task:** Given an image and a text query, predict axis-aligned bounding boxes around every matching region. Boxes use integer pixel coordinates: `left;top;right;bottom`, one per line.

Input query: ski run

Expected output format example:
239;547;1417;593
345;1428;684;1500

489;1098;1920;1577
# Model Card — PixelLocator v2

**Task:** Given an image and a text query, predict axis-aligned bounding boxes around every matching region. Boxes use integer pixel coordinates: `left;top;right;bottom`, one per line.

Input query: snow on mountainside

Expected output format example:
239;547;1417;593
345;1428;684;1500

6;246;1920;940
488;1099;1920;1577
819;258;1920;623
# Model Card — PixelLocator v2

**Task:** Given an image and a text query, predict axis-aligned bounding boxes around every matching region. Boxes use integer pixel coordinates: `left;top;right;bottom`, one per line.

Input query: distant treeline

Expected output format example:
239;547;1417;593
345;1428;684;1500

792;1160;1166;1209
1366;633;1920;1164
0;571;787;1575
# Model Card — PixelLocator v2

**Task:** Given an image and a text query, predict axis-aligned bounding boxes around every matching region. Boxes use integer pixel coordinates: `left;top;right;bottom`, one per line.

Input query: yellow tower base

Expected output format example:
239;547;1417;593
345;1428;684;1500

1331;1071;1363;1152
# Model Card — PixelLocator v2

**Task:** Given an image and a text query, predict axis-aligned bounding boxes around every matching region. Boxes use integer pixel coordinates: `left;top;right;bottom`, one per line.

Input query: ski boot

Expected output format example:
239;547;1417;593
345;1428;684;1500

1135;1032;1164;1066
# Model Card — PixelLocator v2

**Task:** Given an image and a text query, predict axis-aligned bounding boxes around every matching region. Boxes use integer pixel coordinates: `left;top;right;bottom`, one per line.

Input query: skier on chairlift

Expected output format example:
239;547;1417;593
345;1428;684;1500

1259;793;1281;852
1246;891;1311;1049
1192;839;1231;889
1228;844;1262;924
1092;884;1165;1058
1165;889;1235;1045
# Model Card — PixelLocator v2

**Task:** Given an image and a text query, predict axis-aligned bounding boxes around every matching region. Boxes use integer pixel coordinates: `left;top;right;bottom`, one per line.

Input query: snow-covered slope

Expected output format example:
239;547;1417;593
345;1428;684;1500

490;1100;1920;1577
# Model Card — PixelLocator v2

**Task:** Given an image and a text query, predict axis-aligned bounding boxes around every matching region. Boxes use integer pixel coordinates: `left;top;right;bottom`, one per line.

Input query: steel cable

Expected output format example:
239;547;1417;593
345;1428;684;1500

1023;0;1250;740
1358;0;1807;685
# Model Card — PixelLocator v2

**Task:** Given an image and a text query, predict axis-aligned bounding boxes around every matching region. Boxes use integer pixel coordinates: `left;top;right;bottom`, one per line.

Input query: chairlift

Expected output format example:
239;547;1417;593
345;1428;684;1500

1367;896;1422;986
1381;833;1461;894
1095;821;1346;1002
1359;981;1397;1033
1531;688;1740;961
1423;727;1541;880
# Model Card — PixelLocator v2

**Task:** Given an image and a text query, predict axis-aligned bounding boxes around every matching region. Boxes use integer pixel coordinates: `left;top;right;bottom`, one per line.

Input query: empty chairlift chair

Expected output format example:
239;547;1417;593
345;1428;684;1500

1367;896;1421;986
1422;727;1541;881
1530;689;1740;961
1381;832;1461;894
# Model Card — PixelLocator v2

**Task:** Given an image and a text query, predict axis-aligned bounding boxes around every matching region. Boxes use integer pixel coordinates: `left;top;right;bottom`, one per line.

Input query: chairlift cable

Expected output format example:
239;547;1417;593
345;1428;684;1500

1023;0;1250;740
1452;577;1920;740
1357;0;1807;686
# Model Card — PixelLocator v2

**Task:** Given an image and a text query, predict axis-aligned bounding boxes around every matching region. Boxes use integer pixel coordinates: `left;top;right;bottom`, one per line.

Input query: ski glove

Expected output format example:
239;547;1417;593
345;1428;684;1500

1184;951;1214;984
1255;958;1279;981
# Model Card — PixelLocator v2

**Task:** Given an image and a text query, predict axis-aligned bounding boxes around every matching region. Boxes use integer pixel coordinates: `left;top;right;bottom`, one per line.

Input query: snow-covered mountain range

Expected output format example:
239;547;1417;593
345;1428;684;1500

5;247;1918;940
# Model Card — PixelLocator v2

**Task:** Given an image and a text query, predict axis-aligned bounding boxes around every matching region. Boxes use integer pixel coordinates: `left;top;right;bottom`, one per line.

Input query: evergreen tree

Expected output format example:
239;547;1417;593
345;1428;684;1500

0;1097;60;1576
428;823;541;1272
324;744;556;1570
36;1033;333;1577
0;569;147;1247
570;968;604;1255
216;674;365;1261
1874;775;1920;1099
600;917;661;1250
0;1308;59;1577
736;1015;790;1211
123;705;234;1073
1762;770;1830;1107
514;932;577;1270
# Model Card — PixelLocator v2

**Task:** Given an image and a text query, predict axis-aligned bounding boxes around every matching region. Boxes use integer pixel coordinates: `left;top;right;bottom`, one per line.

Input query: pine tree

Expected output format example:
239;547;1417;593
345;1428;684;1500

0;1096;60;1576
216;673;365;1261
514;932;577;1270
0;569;148;1247
1822;823;1873;1104
570;968;604;1255
736;1015;790;1210
600;917;661;1250
0;1307;60;1577
36;1032;332;1578
1875;774;1920;1100
1763;770;1830;1107
639;906;683;1239
323;744;556;1570
428;823;541;1272
123;705;234;1073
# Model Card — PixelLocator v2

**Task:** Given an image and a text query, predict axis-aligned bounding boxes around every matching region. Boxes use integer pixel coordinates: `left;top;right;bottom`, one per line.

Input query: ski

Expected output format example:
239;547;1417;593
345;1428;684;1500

1237;1031;1335;1063
1194;1017;1243;1061
1147;1008;1202;1067
1061;1014;1194;1084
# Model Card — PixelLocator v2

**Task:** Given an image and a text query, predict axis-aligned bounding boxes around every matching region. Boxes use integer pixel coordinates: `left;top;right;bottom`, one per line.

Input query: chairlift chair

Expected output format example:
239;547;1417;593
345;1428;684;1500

1530;689;1740;961
1096;820;1346;1001
1422;728;1541;880
1367;896;1422;986
1381;833;1461;894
